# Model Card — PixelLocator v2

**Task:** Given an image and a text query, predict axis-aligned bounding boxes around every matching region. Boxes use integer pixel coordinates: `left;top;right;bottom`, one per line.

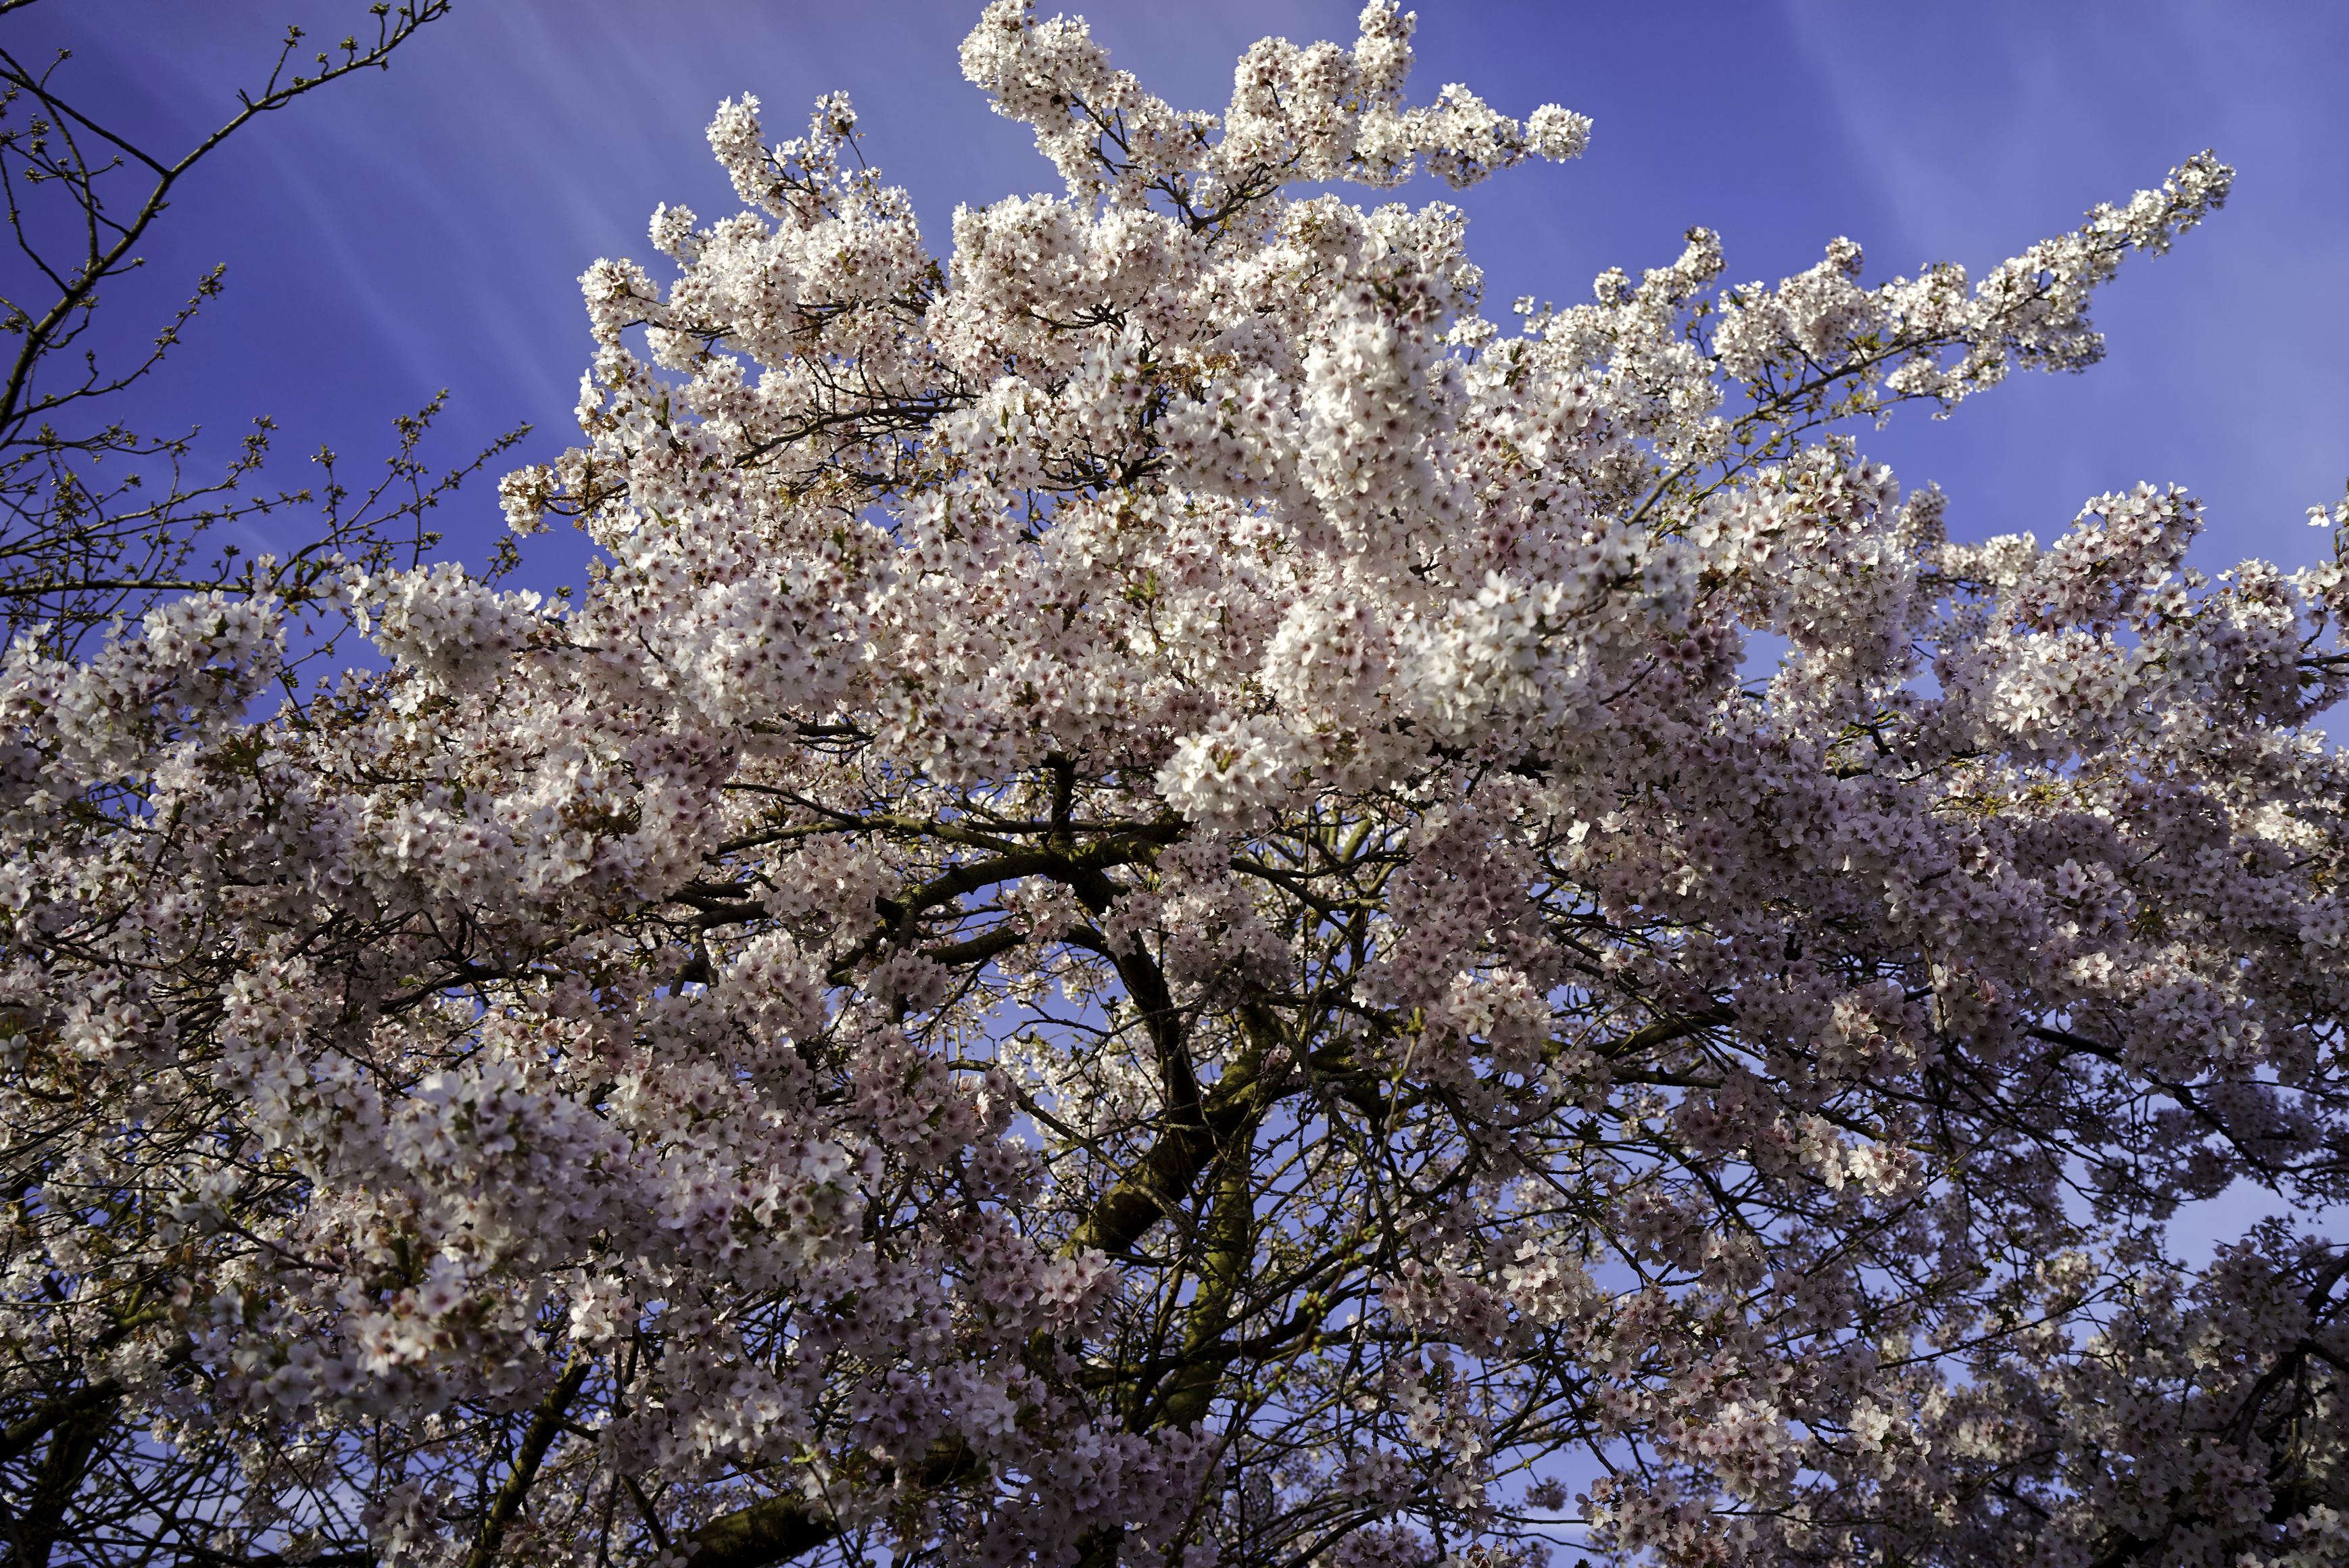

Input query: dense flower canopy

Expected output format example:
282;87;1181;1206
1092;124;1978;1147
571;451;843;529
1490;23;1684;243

3;5;2346;1568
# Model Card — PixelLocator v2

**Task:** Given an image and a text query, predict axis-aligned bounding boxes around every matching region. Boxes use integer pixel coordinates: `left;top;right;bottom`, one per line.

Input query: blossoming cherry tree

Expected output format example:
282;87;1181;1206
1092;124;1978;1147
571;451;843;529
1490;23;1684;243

3;4;2345;1568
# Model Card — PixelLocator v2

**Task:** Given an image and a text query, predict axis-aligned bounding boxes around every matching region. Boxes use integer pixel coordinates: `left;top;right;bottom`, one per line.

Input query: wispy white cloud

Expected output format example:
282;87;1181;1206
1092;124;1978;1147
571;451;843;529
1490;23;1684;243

11;0;2344;597
1775;0;2349;569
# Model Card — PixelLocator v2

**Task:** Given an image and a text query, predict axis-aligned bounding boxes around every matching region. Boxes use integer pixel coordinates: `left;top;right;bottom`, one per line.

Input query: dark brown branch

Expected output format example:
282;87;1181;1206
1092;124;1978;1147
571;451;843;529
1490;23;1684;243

685;1436;980;1568
0;1376;121;1467
460;1360;588;1568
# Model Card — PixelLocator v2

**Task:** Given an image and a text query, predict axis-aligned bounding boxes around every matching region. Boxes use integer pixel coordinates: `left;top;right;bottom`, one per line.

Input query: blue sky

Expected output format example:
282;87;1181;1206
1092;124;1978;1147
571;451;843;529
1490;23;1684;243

16;0;2348;605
